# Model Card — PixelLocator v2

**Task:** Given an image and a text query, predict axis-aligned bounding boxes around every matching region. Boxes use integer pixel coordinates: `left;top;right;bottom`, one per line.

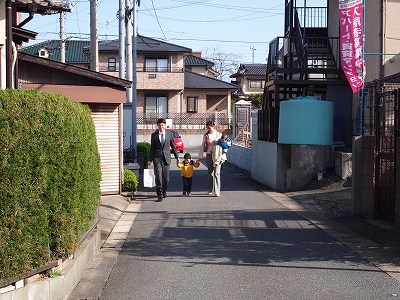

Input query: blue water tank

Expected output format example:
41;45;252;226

278;96;334;145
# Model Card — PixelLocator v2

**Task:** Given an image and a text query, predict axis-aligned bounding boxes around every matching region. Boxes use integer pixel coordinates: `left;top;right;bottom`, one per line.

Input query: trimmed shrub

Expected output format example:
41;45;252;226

0;89;101;282
137;142;150;169
122;169;138;192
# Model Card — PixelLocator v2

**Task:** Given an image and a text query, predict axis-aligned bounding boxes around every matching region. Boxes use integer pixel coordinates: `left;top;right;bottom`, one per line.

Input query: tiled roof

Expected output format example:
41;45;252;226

21;36;192;64
185;55;214;66
20;40;90;63
19;52;131;88
230;63;267;77
12;0;70;12
185;71;238;90
90;35;192;53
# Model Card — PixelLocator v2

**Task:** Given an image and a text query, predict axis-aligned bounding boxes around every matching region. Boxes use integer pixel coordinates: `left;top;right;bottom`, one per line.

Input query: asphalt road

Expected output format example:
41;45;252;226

99;153;400;300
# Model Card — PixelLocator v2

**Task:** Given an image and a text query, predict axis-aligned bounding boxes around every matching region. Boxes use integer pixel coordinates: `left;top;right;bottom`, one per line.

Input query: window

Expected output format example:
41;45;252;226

187;97;198;113
145;58;168;72
145;96;168;115
38;48;49;58
108;57;116;71
249;80;262;89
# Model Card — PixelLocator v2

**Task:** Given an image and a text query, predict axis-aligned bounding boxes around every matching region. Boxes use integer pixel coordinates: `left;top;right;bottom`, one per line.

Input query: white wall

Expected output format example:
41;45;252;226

250;114;278;189
226;144;251;172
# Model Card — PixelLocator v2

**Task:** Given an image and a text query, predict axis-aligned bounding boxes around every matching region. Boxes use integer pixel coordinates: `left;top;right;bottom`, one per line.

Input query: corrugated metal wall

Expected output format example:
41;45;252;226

89;104;121;195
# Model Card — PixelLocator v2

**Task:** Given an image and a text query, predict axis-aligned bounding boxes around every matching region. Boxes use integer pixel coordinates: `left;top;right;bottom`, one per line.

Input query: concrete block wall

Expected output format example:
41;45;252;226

226;143;252;172
0;230;101;300
362;136;376;219
335;151;352;179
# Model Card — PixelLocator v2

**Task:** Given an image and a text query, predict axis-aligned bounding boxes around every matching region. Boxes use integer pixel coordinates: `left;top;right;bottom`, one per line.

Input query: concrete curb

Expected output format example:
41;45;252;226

68;201;142;300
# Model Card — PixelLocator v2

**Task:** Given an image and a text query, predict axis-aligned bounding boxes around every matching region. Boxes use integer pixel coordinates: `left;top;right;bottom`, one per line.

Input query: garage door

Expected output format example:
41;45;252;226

89;104;121;195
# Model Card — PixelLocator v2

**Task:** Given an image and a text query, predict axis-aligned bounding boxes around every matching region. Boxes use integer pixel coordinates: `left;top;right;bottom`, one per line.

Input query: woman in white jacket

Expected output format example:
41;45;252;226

197;121;222;196
211;134;228;197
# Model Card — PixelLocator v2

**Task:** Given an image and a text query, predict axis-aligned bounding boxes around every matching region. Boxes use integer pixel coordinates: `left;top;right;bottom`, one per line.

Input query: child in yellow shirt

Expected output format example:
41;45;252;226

177;153;200;196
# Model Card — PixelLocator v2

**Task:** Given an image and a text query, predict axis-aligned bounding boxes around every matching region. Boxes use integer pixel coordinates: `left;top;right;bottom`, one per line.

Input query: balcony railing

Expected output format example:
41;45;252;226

138;112;230;126
141;67;184;73
295;7;327;28
267;36;341;80
98;67;184;73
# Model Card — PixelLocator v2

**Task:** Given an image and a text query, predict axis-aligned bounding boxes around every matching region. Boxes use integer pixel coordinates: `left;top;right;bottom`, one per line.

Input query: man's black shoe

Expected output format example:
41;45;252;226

156;197;163;202
162;193;167;198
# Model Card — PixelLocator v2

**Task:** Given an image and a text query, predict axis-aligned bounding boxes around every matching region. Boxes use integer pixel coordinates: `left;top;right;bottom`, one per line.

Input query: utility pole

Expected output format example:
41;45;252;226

126;0;132;103
60;12;66;63
119;0;125;79
250;46;256;64
6;0;12;88
131;0;138;155
90;0;99;71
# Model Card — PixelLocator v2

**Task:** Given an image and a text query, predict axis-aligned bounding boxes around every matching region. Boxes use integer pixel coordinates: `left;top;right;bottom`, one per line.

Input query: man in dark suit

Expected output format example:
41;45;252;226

148;118;180;202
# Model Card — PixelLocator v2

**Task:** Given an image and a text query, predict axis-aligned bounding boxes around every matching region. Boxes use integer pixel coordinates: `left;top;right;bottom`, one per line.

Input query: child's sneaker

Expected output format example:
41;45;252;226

182;192;186;196
187;193;191;196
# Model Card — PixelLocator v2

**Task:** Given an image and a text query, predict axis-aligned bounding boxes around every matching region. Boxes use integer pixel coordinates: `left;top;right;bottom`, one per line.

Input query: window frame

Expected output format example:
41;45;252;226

145;95;168;115
108;57;116;72
249;79;262;89
186;96;198;113
145;57;169;72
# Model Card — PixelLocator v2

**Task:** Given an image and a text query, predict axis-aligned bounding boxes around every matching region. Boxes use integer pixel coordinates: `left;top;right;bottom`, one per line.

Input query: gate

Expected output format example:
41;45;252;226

364;83;398;222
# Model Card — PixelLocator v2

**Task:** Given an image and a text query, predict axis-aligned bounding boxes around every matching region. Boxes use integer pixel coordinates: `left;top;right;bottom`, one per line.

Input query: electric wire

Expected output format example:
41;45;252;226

150;0;167;39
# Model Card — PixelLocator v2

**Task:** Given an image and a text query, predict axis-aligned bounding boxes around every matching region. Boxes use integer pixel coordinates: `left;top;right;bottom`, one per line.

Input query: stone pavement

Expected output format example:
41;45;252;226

68;196;141;300
68;163;400;299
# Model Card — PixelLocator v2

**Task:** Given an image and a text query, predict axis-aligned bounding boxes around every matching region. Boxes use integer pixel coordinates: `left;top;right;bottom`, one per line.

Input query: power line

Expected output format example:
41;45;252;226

150;0;167;39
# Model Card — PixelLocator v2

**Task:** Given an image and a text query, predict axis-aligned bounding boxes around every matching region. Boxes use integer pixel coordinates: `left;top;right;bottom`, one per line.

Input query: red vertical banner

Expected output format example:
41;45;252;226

339;0;365;93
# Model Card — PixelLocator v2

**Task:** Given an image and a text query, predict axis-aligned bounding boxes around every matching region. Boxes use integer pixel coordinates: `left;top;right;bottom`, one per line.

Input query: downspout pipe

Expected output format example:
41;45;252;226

6;0;13;89
17;12;34;28
380;0;385;79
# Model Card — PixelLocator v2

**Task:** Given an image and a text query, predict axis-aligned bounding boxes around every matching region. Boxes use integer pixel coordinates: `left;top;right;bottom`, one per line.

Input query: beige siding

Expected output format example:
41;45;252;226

90;104;121;195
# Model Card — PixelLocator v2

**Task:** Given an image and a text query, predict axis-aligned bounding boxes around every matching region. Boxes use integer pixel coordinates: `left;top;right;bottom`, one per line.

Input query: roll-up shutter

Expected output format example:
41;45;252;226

89;104;121;195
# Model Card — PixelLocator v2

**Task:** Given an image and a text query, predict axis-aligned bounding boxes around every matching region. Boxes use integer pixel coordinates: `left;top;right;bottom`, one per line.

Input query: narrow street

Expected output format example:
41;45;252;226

97;152;400;300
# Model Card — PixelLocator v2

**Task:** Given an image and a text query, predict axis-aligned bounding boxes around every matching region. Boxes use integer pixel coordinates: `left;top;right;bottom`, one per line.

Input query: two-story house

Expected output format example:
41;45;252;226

230;63;267;98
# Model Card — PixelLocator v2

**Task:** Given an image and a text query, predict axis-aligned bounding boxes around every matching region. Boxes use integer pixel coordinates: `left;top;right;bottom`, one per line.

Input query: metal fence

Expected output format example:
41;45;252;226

363;77;400;222
137;112;230;126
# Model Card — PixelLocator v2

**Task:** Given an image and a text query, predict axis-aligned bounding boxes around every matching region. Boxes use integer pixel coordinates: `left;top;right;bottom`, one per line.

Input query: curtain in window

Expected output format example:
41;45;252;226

145;58;168;72
146;96;157;113
145;96;168;116
157;59;168;72
146;59;157;72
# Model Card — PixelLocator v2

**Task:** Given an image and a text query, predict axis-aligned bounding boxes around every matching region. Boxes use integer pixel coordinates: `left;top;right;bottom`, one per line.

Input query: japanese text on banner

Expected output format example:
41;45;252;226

339;0;365;93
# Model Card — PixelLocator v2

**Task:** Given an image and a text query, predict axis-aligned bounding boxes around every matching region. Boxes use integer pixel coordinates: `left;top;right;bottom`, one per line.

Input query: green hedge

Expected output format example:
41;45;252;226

0;89;101;282
137;142;150;169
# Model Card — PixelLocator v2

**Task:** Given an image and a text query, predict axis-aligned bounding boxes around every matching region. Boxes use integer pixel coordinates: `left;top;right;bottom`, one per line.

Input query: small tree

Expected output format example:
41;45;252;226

248;93;263;109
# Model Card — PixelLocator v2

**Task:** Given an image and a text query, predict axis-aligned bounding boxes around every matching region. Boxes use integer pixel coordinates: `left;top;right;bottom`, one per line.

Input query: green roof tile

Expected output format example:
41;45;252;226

20;40;90;63
184;55;214;66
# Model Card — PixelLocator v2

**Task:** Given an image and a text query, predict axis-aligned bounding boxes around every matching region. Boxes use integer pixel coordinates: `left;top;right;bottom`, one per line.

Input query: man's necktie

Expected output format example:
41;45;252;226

161;133;165;146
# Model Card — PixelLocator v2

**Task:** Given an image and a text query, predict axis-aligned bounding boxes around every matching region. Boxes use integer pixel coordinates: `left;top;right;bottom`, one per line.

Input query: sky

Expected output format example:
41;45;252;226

22;0;323;65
